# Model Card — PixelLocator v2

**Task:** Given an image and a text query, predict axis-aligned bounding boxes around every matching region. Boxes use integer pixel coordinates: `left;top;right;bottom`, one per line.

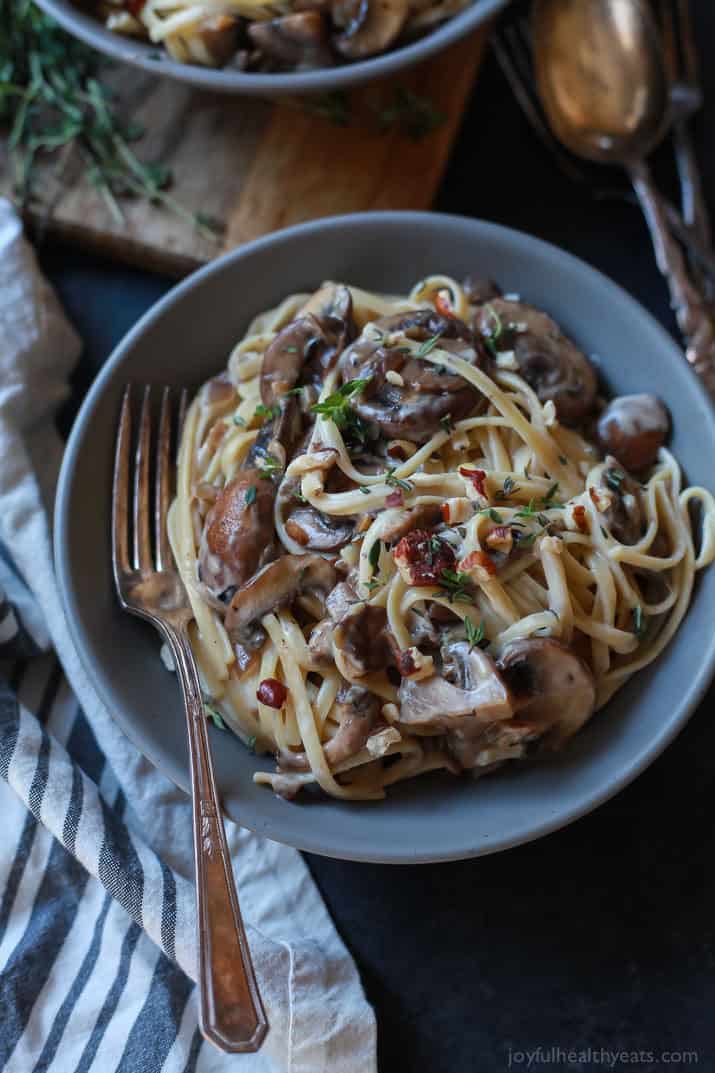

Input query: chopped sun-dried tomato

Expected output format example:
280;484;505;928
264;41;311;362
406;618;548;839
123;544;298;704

386;489;404;508
434;290;455;318
459;550;497;580
393;529;456;586
459;467;488;498
126;0;147;17
572;504;588;533
256;678;288;709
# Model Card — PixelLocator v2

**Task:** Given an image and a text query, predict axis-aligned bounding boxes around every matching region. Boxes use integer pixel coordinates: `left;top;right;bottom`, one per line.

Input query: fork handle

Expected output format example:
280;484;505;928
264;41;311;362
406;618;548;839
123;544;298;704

629;159;715;400
164;625;268;1053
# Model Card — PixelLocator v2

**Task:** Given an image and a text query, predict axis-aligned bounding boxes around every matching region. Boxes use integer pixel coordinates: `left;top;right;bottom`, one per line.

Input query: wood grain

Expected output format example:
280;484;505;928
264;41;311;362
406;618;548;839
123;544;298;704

0;27;489;276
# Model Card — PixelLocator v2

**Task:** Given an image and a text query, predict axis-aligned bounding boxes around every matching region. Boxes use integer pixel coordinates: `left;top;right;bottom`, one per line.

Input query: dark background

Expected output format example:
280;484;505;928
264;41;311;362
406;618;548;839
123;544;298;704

42;4;715;1071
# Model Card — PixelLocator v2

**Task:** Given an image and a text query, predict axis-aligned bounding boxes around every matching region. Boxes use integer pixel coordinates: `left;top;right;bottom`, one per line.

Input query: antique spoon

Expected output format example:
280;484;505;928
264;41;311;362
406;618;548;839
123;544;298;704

533;0;715;396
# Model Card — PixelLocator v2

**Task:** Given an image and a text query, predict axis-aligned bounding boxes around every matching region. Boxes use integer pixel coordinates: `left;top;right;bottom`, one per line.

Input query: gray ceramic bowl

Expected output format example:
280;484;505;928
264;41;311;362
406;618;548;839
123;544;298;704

55;212;715;863
35;0;507;96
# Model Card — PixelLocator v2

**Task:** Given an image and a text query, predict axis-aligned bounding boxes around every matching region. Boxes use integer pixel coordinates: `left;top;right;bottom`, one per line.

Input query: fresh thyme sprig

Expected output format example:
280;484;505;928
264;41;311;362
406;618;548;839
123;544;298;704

437;569;474;604
1;2;222;237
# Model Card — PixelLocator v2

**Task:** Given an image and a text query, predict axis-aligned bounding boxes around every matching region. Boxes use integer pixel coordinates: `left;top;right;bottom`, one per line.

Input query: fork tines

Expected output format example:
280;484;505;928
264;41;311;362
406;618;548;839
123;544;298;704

112;385;188;585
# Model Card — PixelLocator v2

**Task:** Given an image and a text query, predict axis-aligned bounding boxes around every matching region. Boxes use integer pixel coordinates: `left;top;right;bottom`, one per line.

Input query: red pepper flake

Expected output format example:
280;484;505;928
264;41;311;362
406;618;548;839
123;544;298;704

459;467;488;498
572;504;588;533
394;529;456;586
459;550;497;579
395;649;417;676
441;503;450;523
126;0;146;14
386;442;407;461
256;678;288;710
386;489;404;508
434;289;455;318
589;487;600;507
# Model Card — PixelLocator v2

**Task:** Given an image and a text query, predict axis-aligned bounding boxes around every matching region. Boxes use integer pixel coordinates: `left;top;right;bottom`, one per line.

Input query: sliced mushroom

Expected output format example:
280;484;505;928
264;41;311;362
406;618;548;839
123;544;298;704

398;643;513;732
300;283;356;355
333;0;409;58
339;311;491;443
248;11;333;69
225;554;337;647
284;506;354;550
332;602;393;676
473;299;597;425
198;472;276;600
462;276;502;305
261;316;326;407
496;637;595;745
597;394;670;473
323;684;380;766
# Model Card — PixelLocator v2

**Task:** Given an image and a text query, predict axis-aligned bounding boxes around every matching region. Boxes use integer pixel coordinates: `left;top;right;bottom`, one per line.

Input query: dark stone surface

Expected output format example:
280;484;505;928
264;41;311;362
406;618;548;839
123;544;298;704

41;4;715;1070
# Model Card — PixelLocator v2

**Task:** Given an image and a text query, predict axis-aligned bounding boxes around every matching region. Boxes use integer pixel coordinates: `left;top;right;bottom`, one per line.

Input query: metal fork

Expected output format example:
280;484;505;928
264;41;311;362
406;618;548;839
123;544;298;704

112;384;268;1053
491;7;715;287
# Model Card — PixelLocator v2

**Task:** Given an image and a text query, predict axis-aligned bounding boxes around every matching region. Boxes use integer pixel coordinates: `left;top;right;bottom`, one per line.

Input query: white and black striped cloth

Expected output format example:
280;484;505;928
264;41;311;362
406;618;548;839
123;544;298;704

0;200;377;1073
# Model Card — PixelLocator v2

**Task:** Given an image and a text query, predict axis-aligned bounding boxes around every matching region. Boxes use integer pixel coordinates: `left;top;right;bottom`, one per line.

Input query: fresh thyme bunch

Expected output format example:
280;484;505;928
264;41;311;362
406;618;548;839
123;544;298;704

0;0;218;235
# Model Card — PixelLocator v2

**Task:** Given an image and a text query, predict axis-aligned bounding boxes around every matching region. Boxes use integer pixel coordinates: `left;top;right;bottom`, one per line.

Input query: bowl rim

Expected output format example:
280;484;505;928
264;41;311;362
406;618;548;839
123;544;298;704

34;0;508;96
54;211;715;863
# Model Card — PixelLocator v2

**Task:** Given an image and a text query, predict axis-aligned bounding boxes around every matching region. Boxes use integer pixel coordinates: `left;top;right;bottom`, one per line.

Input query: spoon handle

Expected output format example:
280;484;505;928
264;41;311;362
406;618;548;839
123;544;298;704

629;159;715;400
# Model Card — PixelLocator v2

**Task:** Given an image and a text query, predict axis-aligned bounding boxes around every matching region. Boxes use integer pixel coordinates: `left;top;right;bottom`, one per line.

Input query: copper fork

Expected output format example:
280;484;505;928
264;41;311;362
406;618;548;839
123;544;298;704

112;384;268;1053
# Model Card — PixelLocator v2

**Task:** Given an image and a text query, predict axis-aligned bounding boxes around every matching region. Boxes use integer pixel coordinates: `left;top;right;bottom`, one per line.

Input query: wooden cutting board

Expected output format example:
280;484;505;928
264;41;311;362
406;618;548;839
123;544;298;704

1;27;489;276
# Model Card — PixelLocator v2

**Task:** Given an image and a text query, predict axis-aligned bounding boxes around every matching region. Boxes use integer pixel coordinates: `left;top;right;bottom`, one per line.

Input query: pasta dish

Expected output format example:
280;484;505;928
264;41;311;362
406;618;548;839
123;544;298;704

89;0;471;71
168;276;715;800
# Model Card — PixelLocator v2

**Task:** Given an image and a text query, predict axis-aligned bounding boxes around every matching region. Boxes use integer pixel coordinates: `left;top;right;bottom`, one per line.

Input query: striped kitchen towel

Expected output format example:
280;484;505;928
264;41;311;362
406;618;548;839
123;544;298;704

0;200;377;1073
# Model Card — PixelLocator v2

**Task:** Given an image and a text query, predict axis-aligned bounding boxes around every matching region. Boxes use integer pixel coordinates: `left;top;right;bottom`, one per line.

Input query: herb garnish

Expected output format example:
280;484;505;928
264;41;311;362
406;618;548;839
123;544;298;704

259;454;282;480
440;414;454;435
479;508;504;523
254;403;280;422
465;618;487;651
245;485;257;506
2;4;223;236
482;304;503;357
286;385;304;395
384;467;413;493
558;454;568;465
415;332;445;359
368;539;382;572
494;475;520;501
233;414;247;427
311;379;369;425
605;469;625;492
358;485;371;495
247;735;257;753
632;605;646;639
204;698;226;731
437;569;474;604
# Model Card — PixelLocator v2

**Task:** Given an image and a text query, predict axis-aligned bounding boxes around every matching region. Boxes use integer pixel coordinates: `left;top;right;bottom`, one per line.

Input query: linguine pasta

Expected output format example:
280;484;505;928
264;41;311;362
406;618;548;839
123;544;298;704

167;276;715;801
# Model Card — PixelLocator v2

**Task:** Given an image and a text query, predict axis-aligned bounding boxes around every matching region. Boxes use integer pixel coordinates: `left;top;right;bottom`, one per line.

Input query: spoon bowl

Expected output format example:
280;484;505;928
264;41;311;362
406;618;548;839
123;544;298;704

533;0;670;164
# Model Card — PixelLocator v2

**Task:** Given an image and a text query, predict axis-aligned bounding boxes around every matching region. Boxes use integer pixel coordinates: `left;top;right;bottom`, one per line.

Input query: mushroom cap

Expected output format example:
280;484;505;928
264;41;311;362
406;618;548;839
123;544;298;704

332;602;393;676
462;276;502;305
597;393;670;473
339;311;490;444
225;553;337;644
333;0;409;58
248;11;333;69
473;299;598;425
199;472;276;599
260;315;328;407
496;637;596;745
398;643;513;731
323;684;380;767
284;506;354;550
